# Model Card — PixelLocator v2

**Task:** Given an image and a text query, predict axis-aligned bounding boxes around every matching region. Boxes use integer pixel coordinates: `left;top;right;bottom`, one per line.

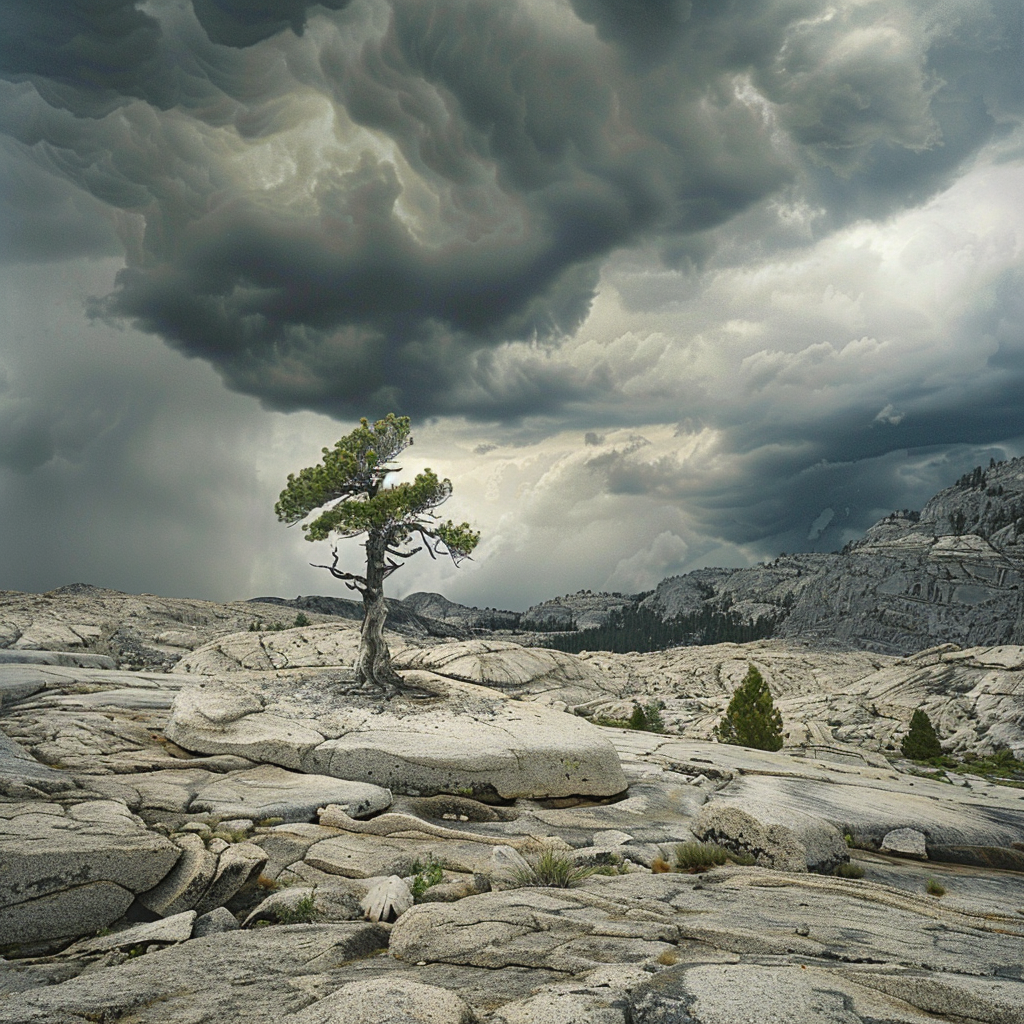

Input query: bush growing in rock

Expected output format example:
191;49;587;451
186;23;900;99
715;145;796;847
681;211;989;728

512;850;597;888
715;665;784;751
901;710;943;760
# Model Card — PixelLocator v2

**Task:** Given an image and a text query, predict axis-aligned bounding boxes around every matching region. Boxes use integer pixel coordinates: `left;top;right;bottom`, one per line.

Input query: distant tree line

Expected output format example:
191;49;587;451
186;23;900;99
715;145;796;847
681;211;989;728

533;604;780;655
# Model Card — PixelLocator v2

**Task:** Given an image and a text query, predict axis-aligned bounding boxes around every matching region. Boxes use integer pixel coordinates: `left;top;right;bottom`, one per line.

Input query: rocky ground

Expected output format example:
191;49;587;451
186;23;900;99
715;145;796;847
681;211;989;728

3;591;1024;1022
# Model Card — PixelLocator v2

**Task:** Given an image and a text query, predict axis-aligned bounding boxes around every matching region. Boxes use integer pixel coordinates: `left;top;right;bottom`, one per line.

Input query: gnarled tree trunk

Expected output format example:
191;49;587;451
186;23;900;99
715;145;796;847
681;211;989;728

355;532;404;698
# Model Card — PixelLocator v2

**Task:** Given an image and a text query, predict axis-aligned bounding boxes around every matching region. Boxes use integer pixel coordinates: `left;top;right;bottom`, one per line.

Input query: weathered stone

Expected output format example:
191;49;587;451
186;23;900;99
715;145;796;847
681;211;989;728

1;882;135;950
360;875;414;923
194;841;268;915
0;800;180;945
305;833;423;879
192;906;239;937
0;924;391;1024
244;883;364;927
881;827;929;860
693;801;847;874
190;765;392;823
67;912;197;955
291;977;477;1024
136;832;218;916
167;675;626;800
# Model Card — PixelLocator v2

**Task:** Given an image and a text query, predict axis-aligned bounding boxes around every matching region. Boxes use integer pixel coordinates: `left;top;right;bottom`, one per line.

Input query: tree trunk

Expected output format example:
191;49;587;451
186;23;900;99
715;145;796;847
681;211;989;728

355;532;404;698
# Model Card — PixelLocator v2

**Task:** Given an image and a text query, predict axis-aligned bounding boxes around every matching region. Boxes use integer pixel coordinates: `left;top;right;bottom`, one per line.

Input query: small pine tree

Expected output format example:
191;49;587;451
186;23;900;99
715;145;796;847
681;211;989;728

715;665;783;751
901;709;942;760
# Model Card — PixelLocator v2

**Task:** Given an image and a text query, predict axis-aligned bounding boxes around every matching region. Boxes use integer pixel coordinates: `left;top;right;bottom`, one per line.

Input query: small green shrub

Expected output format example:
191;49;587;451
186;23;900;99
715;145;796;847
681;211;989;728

901;710;943;760
835;862;864;879
513;850;597;888
294;611;311;627
274;892;319;924
674;842;730;872
629;701;666;733
409;859;445;900
925;878;946;897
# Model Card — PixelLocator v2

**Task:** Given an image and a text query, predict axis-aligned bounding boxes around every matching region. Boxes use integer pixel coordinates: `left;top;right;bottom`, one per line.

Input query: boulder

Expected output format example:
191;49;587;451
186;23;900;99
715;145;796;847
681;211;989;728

881;828;929;860
291;978;477;1024
192;907;239;937
194;841;268;915
136;833;218;917
693;801;847;874
360;876;414;923
0;800;181;946
0;924;391;1023
166;675;626;800
66;912;197;955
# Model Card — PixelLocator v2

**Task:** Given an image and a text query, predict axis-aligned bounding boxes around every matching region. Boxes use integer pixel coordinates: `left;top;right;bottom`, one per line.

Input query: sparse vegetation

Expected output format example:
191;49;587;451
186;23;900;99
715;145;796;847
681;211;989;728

594;700;666;733
512;850;598;888
273;891;319;924
836;862;864;879
409;859;445;900
926;879;946;897
293;611;311;627
671;841;757;872
715;665;784;752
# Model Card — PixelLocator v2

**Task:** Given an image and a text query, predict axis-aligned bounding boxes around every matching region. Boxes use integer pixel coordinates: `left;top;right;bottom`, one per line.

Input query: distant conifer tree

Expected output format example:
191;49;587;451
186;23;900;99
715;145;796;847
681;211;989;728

900;709;942;759
715;665;784;751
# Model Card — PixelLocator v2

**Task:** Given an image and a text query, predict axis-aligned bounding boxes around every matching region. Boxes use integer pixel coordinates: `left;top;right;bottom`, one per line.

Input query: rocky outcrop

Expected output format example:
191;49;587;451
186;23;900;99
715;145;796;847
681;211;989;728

0;800;181;946
165;673;627;800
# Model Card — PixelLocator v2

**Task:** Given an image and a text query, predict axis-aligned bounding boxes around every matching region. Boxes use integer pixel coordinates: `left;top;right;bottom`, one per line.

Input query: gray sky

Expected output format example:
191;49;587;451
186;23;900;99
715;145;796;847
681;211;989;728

1;0;1022;609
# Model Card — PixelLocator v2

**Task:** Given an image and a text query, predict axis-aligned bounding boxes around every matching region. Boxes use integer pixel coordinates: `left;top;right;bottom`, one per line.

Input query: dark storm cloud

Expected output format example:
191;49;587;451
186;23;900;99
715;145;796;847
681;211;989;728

0;0;916;420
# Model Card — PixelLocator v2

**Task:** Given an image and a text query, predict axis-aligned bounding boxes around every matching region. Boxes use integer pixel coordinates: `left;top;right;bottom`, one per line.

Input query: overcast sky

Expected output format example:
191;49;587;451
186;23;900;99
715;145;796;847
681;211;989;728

1;0;1022;610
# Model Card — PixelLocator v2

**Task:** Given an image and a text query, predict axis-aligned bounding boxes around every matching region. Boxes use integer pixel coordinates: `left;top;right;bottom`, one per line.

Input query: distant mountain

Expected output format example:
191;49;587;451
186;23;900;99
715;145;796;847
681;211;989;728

404;456;1024;656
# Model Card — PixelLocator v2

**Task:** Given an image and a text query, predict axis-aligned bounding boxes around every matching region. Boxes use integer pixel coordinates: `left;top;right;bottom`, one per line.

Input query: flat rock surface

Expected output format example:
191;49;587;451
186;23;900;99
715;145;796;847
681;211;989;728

166;674;626;800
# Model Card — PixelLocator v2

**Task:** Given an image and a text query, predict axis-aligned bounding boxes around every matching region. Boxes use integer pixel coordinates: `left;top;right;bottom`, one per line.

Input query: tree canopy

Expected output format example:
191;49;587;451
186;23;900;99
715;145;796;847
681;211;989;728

715;664;784;751
901;709;942;760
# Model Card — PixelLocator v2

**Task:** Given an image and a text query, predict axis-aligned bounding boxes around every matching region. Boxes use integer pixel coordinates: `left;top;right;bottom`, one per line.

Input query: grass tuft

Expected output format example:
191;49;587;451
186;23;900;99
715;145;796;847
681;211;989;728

925;878;946;897
835;862;864;879
512;850;598;888
673;842;730;872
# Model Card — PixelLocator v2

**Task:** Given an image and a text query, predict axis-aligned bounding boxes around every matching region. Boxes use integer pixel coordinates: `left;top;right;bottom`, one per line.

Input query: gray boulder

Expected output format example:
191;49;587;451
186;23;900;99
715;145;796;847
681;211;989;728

881;827;929;860
291;977;477;1024
167;675;626;800
693;800;848;874
0;800;180;945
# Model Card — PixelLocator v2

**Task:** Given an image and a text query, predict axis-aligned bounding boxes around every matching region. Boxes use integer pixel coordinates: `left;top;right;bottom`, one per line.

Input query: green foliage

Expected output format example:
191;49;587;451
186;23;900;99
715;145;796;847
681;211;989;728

629;700;665;732
715;665;784;752
512;850;598;888
673;842;730;871
925;878;946;897
835;862;864;879
409;859;445;900
273;891;319;924
275;414;479;561
593;700;665;733
293;611;311;627
901;710;943;760
537;603;779;655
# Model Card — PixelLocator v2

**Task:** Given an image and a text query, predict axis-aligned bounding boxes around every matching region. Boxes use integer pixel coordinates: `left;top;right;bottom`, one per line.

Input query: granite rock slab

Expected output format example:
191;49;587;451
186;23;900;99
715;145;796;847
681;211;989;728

0;799;181;946
166;674;626;800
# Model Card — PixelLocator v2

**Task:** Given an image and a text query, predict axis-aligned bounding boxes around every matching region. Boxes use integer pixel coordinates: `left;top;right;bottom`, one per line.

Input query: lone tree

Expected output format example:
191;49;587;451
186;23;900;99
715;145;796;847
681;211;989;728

275;414;479;697
901;709;942;760
715;664;784;751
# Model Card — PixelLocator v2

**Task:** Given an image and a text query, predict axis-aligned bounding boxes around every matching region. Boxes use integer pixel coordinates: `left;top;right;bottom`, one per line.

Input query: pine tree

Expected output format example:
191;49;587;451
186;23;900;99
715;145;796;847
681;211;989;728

276;414;479;698
900;709;942;760
715;665;784;751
